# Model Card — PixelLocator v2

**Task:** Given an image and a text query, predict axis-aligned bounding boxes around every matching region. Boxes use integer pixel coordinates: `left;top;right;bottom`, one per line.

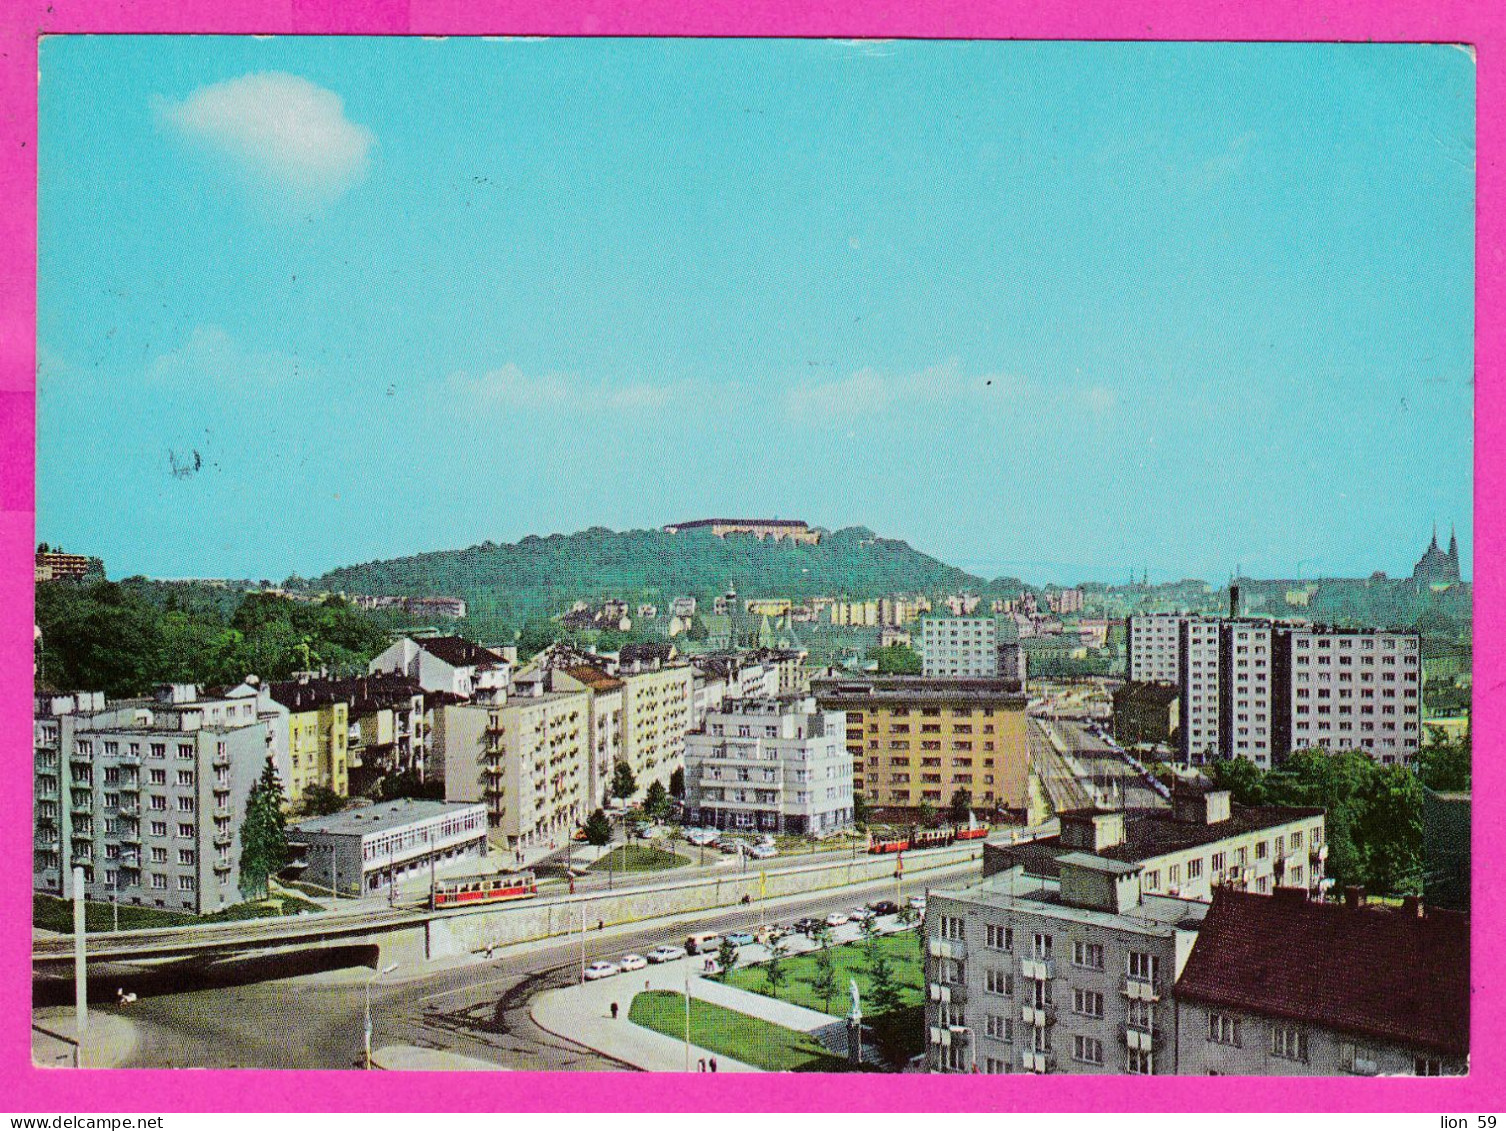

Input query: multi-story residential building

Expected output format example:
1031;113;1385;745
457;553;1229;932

987;786;1328;903
289;798;489;898
1219;620;1275;766
265;681;350;804
1175;888;1468;1076
925;854;1209;1074
920;617;1000;678
35;684;282;914
617;657;695;797
997;641;1028;684
684;698;852;834
1127;613;1190;685
688;653;780;702
811;676;1029;815
444;684;591;847
748;647;808;696
551;664;626;810
35;549;95;582
368;635;510;702
829;599;880;627
1271;626;1423;765
1046;588;1085;615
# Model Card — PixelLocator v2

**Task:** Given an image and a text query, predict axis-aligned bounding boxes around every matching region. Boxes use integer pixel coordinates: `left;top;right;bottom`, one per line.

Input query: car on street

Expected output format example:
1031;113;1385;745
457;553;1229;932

867;900;900;916
723;930;756;946
618;953;647;972
825;911;851;927
849;907;877;922
646;944;687;963
791;916;824;936
584;961;619;981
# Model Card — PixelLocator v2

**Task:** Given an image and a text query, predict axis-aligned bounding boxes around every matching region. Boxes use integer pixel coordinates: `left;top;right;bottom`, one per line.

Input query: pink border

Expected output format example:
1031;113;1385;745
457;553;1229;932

3;0;1500;1112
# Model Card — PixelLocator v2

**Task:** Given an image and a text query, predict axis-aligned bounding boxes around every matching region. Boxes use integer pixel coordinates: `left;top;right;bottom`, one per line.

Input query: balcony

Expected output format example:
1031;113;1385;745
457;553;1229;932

928;1026;968;1047
118;827;141;844
118;778;140;792
1021;1004;1056;1027
1123;979;1161;1002
214;831;233;849
212;751;231;769
1125;1027;1160;1051
213;858;233;874
34;828;59;848
1021;957;1055;981
928;938;965;961
1020;1050;1054;1074
928;983;952;1004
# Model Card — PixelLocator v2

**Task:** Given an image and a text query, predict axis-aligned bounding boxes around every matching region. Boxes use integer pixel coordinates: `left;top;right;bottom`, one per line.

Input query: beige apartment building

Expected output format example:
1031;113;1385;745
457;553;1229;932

445;686;591;847
812;677;1029;815
618;662;695;795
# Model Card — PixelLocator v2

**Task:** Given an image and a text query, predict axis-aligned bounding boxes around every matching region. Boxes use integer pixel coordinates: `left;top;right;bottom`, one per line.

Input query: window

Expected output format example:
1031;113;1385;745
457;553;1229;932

1187;858;1204;879
1271;1025;1308;1061
151;873;168;890
1126;999;1154;1031
1033;933;1053;959
178;875;196;892
150;821;168;837
985;968;1013;996
177;770;195;787
1073;1036;1103;1065
150;847;168;863
1208;1013;1241;1045
984;1057;1009;1074
1415;1057;1445;1077
939;916;965;941
1125;1049;1155;1075
986;924;1013;951
1073;989;1104;1018
1072;941;1104;969
1256;840;1269;859
1127;952;1159;984
985;1013;1012;1041
178;849;195;865
149;769;167;785
177;822;194;839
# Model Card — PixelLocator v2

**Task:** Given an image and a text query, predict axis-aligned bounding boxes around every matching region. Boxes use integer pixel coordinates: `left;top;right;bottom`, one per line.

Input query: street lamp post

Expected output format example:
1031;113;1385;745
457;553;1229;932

364;961;399;1070
683;968;692;1073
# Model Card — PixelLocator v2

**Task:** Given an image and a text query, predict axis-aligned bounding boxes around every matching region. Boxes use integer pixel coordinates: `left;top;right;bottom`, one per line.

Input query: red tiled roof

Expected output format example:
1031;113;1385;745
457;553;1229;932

418;635;505;670
562;665;625;692
1174;889;1469;1055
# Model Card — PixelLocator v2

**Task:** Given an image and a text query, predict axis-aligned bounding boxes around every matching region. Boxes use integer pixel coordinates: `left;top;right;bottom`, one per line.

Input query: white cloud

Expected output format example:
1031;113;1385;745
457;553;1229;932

148;325;302;386
1078;385;1118;415
157;73;374;201
785;359;1025;422
447;364;687;412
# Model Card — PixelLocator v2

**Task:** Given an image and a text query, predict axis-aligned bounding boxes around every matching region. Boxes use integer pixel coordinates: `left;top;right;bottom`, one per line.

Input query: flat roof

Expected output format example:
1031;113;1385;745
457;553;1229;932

935;869;1210;932
292;799;486;838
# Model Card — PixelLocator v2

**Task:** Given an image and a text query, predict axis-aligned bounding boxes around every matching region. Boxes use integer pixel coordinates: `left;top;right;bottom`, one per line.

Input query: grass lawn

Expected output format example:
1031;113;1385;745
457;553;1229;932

33;891;325;934
628;990;851;1072
720;931;925;1016
587;844;689;873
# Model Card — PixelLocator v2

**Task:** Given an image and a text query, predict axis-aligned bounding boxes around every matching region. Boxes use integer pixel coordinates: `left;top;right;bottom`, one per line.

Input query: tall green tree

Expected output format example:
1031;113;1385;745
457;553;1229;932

668;767;685;799
611;760;638;802
716;936;739;979
583;807;614;847
762;936;790;999
809;929;839;1013
947;789;972;825
299;784;345;817
239;757;289;899
869;645;923;675
643;779;672;821
1416;734;1471;792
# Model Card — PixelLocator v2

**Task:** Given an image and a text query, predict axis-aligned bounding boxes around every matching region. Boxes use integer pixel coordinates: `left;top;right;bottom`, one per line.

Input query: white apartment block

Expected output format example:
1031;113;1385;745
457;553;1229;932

34;684;283;915
1126;614;1185;684
684;697;853;834
1179;617;1223;764
1274;627;1422;765
1221;620;1274;767
921;617;1000;678
926;855;1209;1075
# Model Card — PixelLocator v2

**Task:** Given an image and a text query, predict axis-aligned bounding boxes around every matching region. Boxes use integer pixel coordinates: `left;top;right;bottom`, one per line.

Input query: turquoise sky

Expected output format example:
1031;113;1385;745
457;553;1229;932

38;37;1475;584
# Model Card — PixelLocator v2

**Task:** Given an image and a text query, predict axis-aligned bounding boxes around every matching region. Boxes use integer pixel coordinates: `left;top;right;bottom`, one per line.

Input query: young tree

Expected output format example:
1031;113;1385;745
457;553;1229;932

643;779;673;821
866;947;903;1017
810;934;839;1013
611;760;638;802
239;757;289;900
716;936;740;979
917;800;937;828
857;909;882;962
583;807;614;847
852;794;871;829
669;766;686;799
947;789;972;825
762;936;790;999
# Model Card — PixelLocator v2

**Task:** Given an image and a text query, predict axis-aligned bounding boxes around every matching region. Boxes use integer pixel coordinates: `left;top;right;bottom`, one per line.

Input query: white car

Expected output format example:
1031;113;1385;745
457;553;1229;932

849;907;876;922
584;961;619;981
646;944;687;964
618;953;647;972
825;911;850;927
749;844;778;860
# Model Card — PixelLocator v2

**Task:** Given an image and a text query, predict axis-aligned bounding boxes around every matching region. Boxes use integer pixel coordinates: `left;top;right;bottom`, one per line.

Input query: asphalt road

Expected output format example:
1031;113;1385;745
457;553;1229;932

79;869;961;1071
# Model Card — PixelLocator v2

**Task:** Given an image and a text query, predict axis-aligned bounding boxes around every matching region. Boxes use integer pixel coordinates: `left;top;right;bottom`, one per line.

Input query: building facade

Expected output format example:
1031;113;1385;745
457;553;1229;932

926;856;1208;1074
618;662;695;797
812;676;1030;815
1175;889;1468;1076
34;684;281;914
265;682;350;804
1111;682;1179;748
1127;614;1187;684
662;518;820;544
684;698;852;835
290;799;489;898
920;617;1000;678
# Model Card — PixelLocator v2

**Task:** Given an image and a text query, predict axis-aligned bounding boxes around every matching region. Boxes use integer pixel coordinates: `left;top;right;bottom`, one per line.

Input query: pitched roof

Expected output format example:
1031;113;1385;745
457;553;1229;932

417;635;505;670
1174;889;1469;1055
562;664;625;692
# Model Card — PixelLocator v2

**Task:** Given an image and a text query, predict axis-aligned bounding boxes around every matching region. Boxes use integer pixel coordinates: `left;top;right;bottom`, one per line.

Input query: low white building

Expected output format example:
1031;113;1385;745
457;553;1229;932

684;698;852;835
289;798;489;898
368;635;510;702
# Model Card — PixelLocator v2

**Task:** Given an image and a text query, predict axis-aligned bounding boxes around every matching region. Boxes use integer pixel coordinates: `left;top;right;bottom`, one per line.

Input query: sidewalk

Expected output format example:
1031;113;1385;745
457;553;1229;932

531;956;757;1073
31;1007;138;1069
371;1045;509;1071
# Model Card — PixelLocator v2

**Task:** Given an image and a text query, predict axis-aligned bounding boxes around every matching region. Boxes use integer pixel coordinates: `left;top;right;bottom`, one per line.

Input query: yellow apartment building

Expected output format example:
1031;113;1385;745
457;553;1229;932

811;676;1029;816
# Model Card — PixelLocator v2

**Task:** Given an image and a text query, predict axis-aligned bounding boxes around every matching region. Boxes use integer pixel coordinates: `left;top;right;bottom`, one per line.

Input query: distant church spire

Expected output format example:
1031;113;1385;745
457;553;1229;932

1430;521;1439;551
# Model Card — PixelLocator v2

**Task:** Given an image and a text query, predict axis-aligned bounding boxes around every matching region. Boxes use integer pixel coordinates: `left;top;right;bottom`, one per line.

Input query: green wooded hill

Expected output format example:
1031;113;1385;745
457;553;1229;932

314;525;985;629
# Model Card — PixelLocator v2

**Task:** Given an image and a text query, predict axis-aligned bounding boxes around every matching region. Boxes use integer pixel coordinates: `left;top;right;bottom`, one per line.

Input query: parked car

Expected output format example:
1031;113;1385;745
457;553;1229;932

792;916;824;936
755;925;786;945
849;907;877;922
724;930;756;946
618;953;647;972
748;844;778;860
720;840;747;855
584;961;619;981
685;931;723;955
825;911;851;927
646;944;687;964
867;900;900;916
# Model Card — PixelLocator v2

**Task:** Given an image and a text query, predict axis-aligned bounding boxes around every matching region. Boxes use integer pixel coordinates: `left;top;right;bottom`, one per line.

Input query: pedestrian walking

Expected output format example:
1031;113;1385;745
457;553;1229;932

709;1057;718;1073
610;1002;619;1020
698;1058;706;1073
